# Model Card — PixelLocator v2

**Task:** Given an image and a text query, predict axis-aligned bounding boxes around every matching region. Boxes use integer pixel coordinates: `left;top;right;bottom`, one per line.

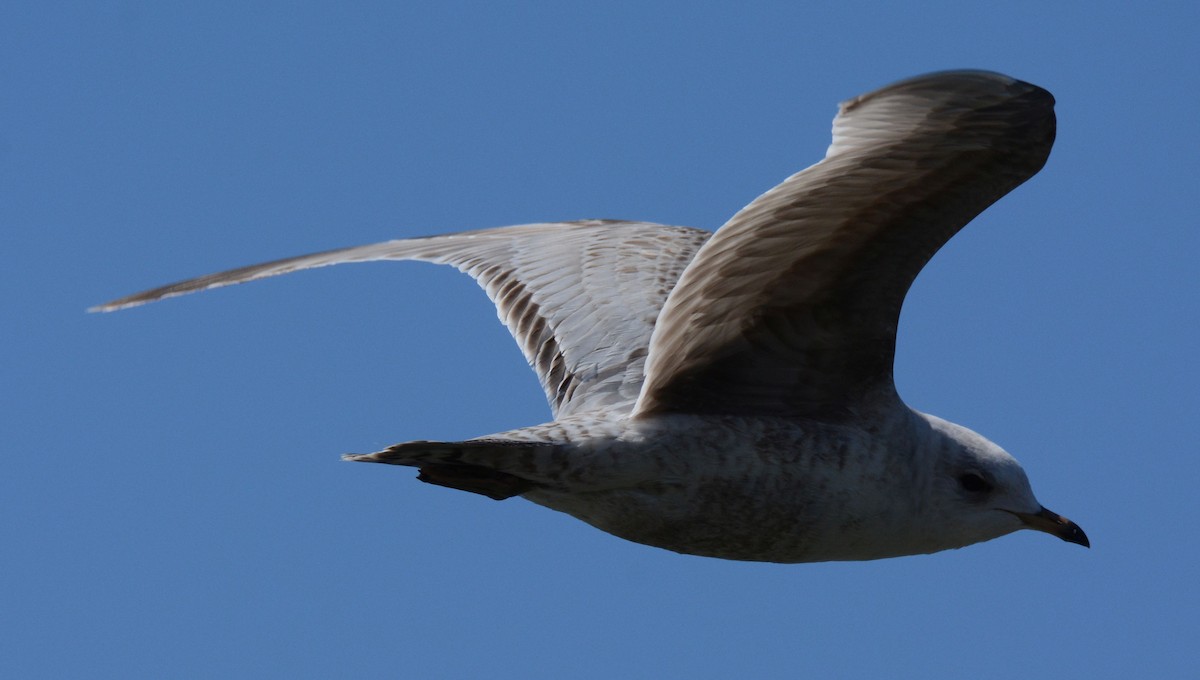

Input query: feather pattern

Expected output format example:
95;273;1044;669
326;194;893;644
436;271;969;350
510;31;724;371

634;71;1055;419
93;220;710;417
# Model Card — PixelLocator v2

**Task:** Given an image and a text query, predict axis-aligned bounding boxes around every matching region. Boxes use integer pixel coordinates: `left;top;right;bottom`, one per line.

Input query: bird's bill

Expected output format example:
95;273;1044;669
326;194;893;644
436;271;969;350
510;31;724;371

1013;506;1089;548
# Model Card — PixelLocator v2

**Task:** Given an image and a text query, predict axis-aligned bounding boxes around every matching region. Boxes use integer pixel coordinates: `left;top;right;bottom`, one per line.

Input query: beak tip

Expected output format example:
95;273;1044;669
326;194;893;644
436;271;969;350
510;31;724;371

1015;506;1089;550
1062;526;1089;549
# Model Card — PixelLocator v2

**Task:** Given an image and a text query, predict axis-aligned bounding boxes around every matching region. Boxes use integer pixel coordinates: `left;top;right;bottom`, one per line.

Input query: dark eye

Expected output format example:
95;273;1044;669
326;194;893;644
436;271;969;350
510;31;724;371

958;472;993;494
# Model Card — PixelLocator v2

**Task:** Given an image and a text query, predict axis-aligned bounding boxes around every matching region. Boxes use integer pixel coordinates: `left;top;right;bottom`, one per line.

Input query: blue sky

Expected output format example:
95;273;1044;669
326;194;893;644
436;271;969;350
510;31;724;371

4;2;1197;678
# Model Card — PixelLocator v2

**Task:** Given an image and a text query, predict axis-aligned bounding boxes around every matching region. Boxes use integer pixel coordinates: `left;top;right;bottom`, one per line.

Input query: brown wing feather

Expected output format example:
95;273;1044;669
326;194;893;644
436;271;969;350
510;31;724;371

635;71;1056;419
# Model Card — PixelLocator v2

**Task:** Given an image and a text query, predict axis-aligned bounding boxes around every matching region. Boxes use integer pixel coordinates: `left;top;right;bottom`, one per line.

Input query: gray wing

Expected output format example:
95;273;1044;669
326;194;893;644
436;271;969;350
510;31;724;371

634;71;1056;419
93;220;711;418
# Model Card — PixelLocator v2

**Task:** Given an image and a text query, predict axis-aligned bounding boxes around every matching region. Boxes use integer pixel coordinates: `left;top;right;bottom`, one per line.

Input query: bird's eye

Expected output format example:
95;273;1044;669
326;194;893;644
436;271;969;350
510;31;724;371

958;472;993;494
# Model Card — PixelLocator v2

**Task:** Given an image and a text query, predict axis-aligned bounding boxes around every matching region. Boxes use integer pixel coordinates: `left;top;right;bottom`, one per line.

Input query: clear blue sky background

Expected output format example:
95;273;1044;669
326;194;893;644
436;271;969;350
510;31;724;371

4;2;1197;678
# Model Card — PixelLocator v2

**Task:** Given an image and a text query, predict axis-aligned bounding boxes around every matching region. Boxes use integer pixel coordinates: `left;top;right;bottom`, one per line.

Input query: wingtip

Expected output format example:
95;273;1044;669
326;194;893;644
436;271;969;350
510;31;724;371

87;292;164;313
840;70;1052;114
87;301;126;314
86;287;212;314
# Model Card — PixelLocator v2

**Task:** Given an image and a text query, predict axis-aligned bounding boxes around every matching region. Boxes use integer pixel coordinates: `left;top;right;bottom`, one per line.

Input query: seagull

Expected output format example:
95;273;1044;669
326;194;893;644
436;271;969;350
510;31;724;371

93;70;1088;562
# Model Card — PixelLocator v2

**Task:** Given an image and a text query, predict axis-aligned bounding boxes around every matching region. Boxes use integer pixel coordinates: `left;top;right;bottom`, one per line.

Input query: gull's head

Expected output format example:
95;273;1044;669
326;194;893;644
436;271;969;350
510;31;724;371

920;414;1088;552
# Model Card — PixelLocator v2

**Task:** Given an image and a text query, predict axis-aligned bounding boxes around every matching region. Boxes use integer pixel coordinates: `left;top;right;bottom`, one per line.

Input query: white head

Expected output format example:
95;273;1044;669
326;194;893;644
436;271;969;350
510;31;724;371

915;413;1088;554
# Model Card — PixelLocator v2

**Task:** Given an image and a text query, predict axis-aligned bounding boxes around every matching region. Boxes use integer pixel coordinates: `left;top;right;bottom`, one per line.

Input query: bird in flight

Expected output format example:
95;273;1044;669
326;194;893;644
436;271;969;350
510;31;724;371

94;70;1088;562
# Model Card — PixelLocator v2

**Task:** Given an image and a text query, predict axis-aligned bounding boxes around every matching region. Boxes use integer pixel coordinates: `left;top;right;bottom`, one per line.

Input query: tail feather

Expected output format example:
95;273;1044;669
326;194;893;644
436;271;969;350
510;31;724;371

342;439;548;501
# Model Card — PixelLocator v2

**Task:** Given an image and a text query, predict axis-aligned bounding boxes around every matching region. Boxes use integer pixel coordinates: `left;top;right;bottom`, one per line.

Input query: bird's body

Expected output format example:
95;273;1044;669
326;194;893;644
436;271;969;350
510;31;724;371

472;411;929;563
95;70;1088;562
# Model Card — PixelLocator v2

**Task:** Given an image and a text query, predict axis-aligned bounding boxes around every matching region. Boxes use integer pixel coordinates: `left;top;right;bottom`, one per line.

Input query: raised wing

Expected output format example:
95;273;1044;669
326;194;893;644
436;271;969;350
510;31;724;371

634;71;1056;419
93;220;711;417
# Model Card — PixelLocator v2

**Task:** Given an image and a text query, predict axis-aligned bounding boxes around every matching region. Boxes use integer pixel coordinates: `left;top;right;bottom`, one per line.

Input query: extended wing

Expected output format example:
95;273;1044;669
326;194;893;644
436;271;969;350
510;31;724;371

635;71;1055;419
94;220;710;418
